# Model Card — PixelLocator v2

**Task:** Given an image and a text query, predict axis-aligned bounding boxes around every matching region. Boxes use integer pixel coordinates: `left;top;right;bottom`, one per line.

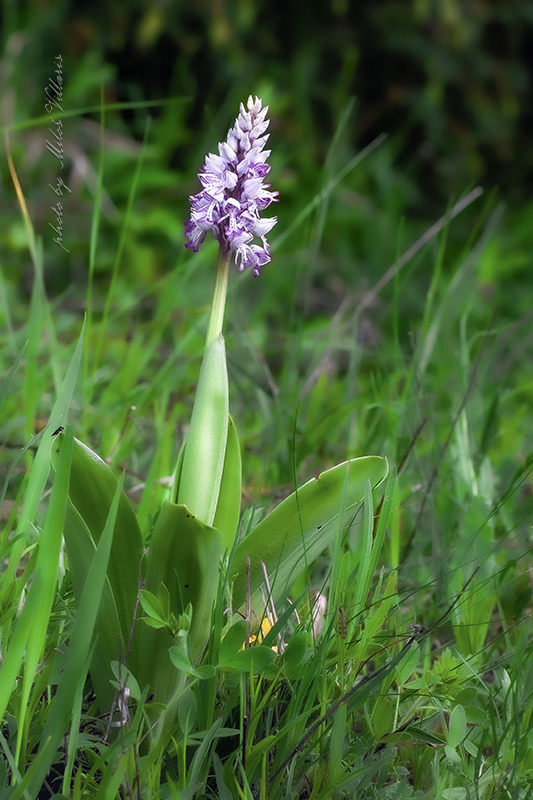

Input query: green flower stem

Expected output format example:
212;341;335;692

205;246;231;348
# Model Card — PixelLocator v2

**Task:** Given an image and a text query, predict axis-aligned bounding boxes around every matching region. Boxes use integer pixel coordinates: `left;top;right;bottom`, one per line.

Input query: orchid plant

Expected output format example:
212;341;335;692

51;96;388;746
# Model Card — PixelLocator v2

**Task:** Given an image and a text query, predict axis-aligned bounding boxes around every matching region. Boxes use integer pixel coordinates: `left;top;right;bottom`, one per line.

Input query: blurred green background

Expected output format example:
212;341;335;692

3;0;533;201
2;0;532;292
1;0;532;490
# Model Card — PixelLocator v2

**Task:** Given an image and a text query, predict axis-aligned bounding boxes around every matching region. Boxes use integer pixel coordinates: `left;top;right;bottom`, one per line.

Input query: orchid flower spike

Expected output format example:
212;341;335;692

185;95;279;277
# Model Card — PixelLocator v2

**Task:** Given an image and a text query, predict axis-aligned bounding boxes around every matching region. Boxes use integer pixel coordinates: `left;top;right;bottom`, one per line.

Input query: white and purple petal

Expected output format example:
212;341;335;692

184;96;279;274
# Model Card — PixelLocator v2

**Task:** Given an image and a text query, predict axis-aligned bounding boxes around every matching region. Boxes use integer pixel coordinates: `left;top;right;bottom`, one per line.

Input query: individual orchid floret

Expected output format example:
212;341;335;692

185;95;278;277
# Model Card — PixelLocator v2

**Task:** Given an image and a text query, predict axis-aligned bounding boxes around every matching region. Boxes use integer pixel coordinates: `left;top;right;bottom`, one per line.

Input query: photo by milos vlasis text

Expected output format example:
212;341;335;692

184;95;279;276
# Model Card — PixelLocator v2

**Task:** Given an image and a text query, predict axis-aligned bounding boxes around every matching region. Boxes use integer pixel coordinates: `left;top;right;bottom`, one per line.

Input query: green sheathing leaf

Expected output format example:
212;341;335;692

212;414;242;553
52;434;144;697
140;502;221;703
230;456;388;614
177;334;229;526
62;503;124;710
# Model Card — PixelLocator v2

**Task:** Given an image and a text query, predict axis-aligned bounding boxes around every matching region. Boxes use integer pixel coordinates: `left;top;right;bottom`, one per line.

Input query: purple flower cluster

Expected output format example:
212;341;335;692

185;96;278;276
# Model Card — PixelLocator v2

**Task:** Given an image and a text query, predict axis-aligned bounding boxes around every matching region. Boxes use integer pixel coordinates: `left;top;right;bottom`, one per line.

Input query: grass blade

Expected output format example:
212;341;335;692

21;473;125;798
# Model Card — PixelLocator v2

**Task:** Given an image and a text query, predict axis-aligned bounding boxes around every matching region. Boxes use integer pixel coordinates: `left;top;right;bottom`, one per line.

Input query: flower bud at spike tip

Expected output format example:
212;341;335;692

185;96;278;277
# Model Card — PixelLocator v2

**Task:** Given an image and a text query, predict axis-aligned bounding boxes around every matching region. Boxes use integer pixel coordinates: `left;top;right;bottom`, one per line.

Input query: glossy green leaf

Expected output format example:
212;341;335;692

445;744;461;763
177;334;229;526
230;455;388;615
139;589;167;627
110;661;141;702
178;688;197;735
283;631;309;679
455;687;477;706
372;698;394;741
168;646;216;680
220;645;276;673
465;707;486;725
141;616;167;630
213;414;242;553
448;704;466;748
220;619;248;662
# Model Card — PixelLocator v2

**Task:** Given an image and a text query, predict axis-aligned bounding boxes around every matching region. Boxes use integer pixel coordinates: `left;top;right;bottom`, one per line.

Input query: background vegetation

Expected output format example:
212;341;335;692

1;0;533;797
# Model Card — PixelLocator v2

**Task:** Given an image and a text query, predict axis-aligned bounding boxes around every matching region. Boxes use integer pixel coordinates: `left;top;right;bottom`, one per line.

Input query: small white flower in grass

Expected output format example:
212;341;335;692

185;95;278;276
